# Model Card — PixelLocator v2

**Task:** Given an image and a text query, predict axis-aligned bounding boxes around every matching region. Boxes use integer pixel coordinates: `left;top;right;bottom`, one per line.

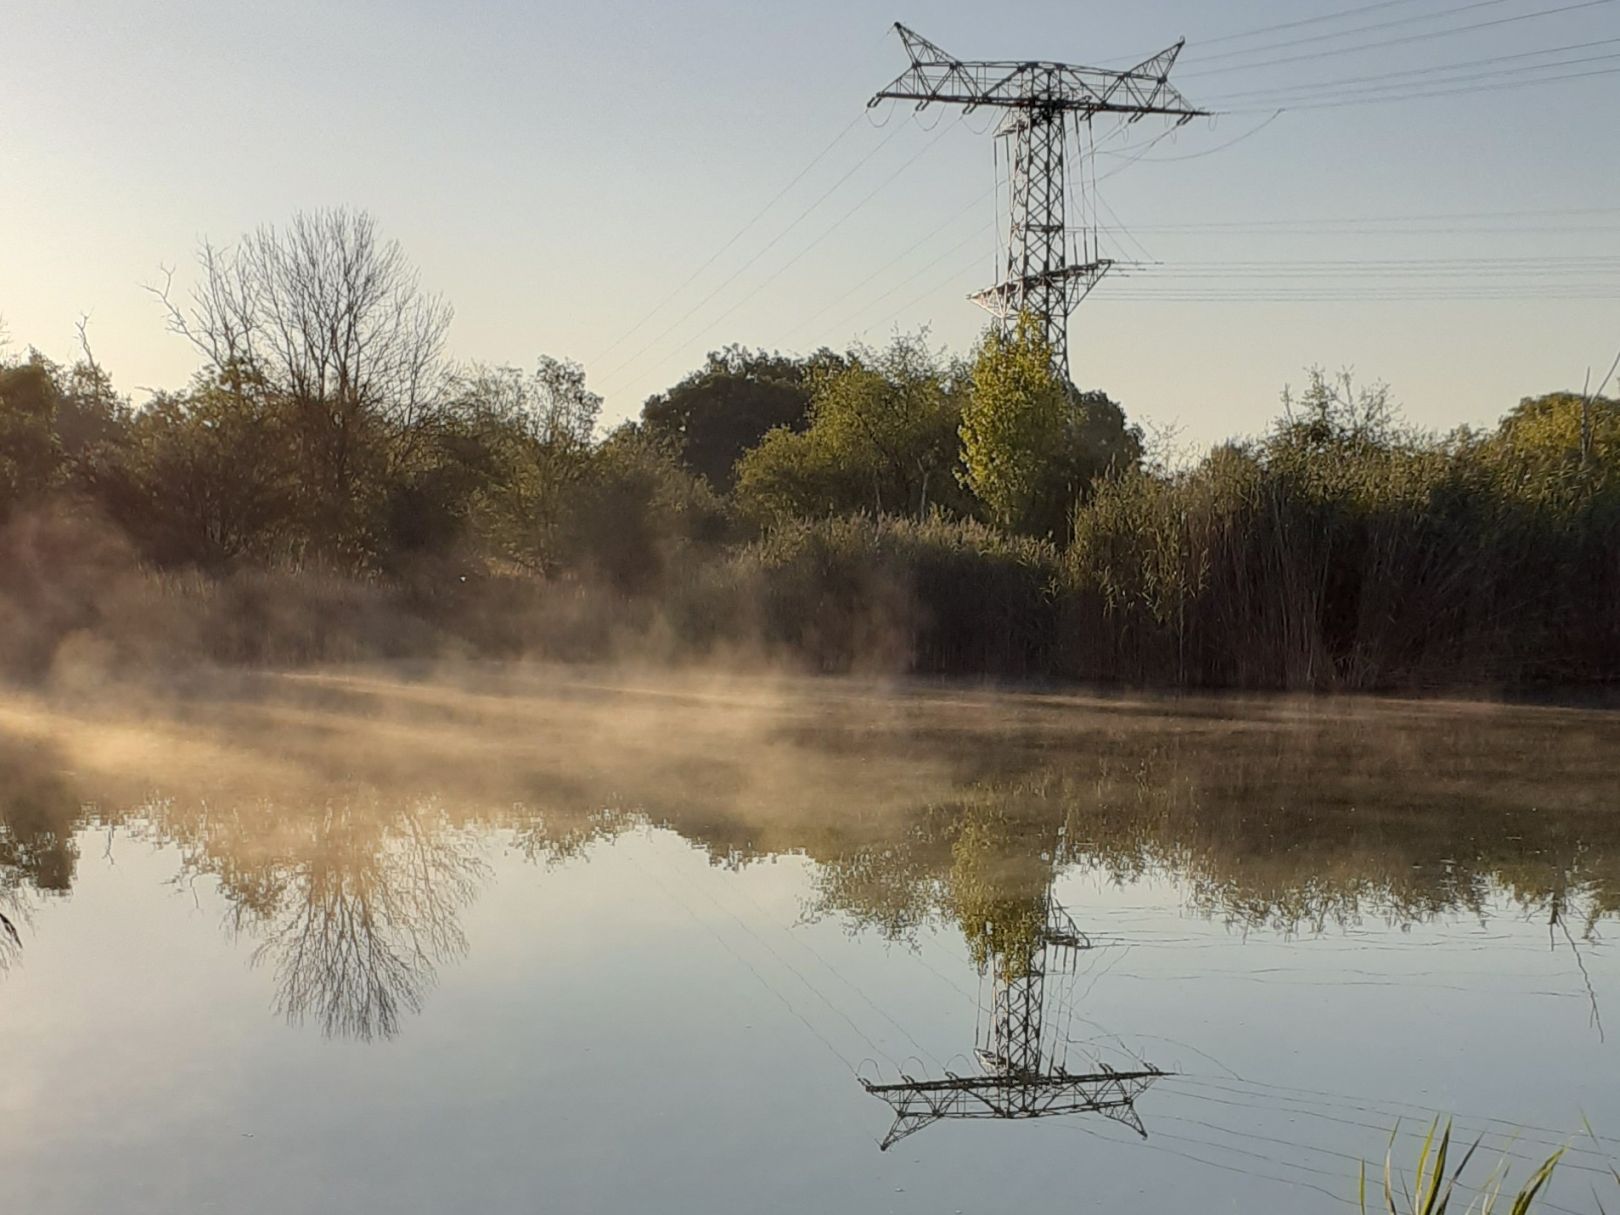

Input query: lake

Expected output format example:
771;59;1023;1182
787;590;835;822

2;668;1617;1213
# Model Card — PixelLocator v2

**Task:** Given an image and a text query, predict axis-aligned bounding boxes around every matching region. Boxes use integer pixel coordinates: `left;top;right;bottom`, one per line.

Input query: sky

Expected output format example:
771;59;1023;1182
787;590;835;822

2;0;1617;447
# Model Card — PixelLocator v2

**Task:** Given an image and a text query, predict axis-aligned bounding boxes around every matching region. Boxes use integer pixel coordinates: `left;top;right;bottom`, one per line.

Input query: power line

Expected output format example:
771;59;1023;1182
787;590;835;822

1126;254;1620;265
1123;278;1620;286
1223;48;1620;109
1098;223;1620;235
697;9;1617;369
839;119;1189;344
1111;293;1617;299
1117;110;1287;161
1097;204;1620;229
623;836;867;1075
1183;0;1521;67
1114;287;1620;293
831;220;996;341
588;110;868;366
1093;183;1155;265
1228;60;1620;111
1108;292;1620;300
1200;34;1620;103
1194;0;1496;48
801;113;1174;351
594;119;907;391
586;23;907;374
1107;291;1619;301
1110;286;1619;293
781;180;998;347
631;116;965;385
1178;0;1615;80
798;129;1200;349
1163;1076;1620;1173
1173;1072;1620;1153
1116;270;1620;284
858;251;989;339
655;835;898;1069
1100;0;1480;64
1060;1118;1364;1210
1092;124;1185;164
1127;276;1620;284
708;868;950;1072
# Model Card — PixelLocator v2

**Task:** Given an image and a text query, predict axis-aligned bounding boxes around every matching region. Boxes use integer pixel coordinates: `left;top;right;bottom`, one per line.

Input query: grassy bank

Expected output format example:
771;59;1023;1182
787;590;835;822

5;441;1615;692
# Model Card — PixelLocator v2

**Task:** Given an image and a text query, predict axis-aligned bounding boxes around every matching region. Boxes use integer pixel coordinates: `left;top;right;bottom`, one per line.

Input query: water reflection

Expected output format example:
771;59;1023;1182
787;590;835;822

1;672;1618;1048
166;797;489;1040
0;733;83;972
863;886;1163;1148
861;805;1165;1147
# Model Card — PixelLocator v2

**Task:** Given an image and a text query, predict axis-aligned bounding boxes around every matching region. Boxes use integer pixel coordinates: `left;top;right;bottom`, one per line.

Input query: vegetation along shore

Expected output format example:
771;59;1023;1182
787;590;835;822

4;208;1615;692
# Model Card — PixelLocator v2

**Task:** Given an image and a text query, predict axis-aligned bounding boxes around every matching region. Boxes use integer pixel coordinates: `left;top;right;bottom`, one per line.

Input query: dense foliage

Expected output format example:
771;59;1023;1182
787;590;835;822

639;345;839;490
3;209;1615;689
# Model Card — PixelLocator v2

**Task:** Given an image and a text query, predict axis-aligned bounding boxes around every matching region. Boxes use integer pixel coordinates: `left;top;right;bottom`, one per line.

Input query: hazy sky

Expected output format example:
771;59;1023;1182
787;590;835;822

3;0;1617;446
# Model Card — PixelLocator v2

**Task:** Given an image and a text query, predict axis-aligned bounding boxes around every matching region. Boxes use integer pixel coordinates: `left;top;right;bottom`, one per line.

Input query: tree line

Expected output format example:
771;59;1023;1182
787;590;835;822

2;208;1616;689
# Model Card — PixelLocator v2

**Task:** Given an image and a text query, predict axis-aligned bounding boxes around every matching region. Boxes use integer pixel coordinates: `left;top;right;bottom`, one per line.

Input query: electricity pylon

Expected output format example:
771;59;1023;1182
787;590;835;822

869;23;1207;378
862;891;1164;1150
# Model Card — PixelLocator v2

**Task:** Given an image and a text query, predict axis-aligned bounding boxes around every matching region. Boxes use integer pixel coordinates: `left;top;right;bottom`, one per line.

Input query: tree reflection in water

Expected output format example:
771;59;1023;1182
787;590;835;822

3;672;1619;1045
168;797;489;1041
0;732;90;972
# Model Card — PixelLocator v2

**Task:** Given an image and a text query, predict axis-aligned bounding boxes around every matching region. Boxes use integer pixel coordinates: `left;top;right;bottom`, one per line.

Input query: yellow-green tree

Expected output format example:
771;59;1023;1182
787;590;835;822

946;803;1053;982
959;316;1071;533
734;333;963;522
1484;391;1619;501
961;317;1141;537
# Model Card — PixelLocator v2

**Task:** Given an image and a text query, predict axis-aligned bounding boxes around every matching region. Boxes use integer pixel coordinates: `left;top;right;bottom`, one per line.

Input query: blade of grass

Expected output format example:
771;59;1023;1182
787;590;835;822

1415;1119;1444;1215
1509;1150;1564;1215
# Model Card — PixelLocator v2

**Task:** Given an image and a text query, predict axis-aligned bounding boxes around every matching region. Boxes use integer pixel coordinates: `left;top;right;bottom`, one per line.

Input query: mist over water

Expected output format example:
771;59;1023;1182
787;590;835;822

2;666;1618;1212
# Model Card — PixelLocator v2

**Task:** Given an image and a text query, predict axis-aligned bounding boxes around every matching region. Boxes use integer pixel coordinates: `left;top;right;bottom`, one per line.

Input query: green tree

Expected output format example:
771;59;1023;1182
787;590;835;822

558;427;727;594
959;316;1070;533
731;422;863;522
85;377;295;567
0;346;133;527
1270;367;1400;462
1061;389;1142;499
450;357;602;573
48;350;130;470
735;333;963;522
961;317;1142;538
641;346;839;490
0;358;65;522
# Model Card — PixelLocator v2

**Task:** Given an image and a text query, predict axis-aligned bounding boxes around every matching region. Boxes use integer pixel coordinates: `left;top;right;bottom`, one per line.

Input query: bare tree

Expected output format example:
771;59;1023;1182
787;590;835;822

176;796;489;1041
152;208;454;557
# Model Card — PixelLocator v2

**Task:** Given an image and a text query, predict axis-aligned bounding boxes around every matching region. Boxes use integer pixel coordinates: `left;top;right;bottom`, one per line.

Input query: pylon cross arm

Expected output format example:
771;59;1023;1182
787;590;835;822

864;1070;1167;1149
970;260;1114;319
870;25;1206;119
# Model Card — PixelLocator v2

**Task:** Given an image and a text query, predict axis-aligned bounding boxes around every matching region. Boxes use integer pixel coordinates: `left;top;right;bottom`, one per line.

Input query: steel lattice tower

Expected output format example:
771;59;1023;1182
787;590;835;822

862;892;1164;1150
870;24;1207;378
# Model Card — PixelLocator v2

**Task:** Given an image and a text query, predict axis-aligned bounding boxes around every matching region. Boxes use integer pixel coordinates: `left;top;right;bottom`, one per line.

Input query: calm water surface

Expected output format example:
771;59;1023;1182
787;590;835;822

2;669;1617;1213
